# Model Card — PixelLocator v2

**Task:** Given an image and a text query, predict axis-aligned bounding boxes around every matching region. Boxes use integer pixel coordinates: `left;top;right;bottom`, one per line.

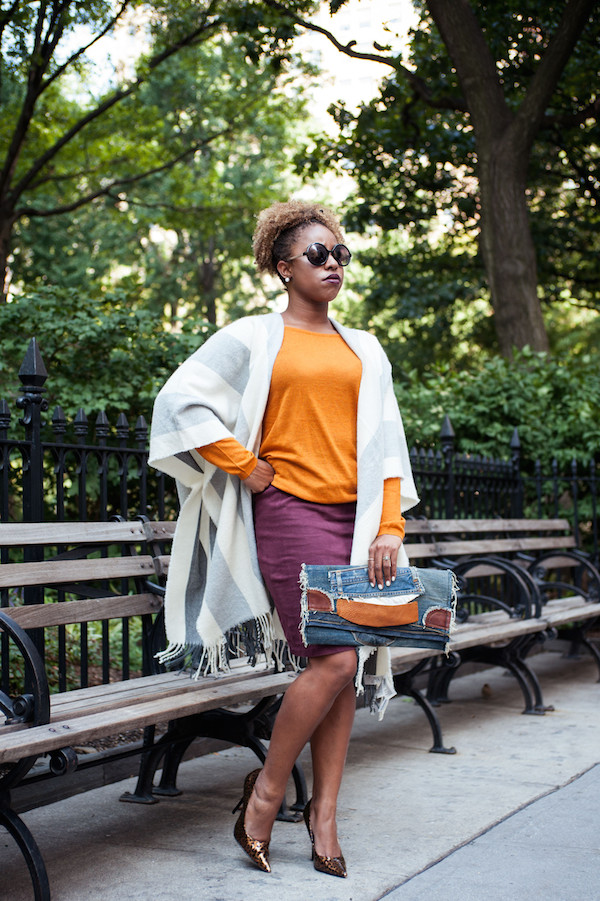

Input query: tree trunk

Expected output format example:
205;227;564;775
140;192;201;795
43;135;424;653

0;212;15;303
199;236;218;325
478;146;550;355
424;0;595;356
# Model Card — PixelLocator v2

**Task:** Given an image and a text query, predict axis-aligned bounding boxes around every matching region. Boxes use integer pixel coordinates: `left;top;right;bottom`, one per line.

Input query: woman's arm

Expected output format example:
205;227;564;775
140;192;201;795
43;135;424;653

197;438;274;493
368;478;405;589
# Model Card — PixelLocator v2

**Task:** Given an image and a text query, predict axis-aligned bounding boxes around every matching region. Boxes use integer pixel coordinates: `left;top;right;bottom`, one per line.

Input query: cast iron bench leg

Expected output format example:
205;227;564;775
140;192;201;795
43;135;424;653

393;659;457;754
427;644;543;715
121;702;308;821
510;634;555;712
152;737;193;797
0;803;50;901
426;656;456;706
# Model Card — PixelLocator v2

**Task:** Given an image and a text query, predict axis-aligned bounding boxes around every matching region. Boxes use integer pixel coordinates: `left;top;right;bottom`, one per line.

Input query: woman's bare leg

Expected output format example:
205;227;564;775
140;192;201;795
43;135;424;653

243;649;357;843
308;678;356;857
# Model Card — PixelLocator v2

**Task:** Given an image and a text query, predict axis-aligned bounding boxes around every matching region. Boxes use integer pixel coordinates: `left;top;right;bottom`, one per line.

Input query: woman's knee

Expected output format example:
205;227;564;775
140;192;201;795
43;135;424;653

309;650;357;688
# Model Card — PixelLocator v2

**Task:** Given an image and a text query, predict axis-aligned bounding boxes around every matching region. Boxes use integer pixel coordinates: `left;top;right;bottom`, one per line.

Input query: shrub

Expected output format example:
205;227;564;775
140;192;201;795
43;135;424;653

396;348;600;468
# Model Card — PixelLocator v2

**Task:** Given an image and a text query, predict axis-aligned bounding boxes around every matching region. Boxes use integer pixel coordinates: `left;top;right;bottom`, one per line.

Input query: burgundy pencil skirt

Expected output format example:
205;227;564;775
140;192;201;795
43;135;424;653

253;484;355;658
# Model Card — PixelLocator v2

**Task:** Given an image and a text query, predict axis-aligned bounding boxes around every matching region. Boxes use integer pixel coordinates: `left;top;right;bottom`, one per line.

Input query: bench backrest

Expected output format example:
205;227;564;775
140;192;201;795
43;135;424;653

146;516;575;578
403;518;574;562
0;521;164;691
402;517;579;618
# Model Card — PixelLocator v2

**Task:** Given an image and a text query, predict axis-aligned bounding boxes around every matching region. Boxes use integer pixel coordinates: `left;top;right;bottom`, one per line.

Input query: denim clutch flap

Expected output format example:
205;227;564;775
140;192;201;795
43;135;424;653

300;564;457;652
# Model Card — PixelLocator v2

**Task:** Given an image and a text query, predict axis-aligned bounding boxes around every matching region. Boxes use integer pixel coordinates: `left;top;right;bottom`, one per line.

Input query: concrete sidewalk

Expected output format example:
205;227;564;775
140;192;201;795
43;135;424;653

383;764;600;901
2;649;599;901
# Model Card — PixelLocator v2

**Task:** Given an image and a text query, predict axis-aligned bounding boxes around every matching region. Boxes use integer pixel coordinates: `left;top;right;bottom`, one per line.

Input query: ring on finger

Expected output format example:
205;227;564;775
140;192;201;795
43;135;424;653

383;555;390;561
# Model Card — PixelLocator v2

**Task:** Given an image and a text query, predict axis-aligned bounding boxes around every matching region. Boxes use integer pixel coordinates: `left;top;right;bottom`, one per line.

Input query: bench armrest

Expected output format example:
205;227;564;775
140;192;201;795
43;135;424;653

0;610;51;727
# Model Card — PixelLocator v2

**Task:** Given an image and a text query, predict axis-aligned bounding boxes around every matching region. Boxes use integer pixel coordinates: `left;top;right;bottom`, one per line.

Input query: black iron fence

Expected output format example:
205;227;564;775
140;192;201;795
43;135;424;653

1;339;598;691
0;339;174;524
1;339;598;554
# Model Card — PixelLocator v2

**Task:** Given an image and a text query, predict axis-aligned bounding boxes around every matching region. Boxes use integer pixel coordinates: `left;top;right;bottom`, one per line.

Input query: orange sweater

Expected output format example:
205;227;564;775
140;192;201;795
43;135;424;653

197;327;404;538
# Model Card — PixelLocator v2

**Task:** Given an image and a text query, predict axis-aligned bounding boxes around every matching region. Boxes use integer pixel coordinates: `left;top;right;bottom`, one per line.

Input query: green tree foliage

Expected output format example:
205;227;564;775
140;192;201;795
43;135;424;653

396;348;600;468
0;0;318;302
287;0;600;359
112;37;309;324
0;286;213;421
8;31;310;322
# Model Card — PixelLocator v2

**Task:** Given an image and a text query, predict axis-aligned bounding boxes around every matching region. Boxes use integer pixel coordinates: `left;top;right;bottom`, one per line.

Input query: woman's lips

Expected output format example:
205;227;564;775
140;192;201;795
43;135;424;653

324;274;341;283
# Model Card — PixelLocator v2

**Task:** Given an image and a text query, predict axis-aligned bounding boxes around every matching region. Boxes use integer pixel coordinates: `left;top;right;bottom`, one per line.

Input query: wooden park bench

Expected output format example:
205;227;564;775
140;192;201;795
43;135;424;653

147;517;600;759
3;516;598;897
388;517;600;753
0;520;304;901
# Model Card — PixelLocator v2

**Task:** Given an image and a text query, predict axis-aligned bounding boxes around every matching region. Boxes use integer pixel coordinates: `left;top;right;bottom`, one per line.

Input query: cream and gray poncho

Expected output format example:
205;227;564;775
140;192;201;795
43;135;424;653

149;312;419;710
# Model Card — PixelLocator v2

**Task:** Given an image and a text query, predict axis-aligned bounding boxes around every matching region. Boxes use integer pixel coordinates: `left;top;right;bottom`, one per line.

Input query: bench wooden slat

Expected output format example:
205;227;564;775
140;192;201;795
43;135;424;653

0;521;147;547
449;617;545;650
455;563;511;577
541;598;600;627
389;646;441;671
402;543;440;559
426;518;570;534
403;536;576;562
402;520;432;535
3;593;162;629
154;536;580;571
49;672;183;710
428;536;576;556
0;555;156;589
522;554;583;569
50;665;276;720
0;671;297;763
153;554;171;577
143;521;176;541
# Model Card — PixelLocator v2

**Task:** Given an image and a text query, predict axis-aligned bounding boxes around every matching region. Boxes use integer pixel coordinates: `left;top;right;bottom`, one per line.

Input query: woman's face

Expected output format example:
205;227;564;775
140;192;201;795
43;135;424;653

278;223;345;305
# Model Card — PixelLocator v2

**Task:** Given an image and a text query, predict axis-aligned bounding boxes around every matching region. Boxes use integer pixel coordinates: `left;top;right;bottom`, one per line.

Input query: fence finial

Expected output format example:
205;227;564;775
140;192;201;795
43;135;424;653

440;414;455;440
18;338;48;388
16;338;49;427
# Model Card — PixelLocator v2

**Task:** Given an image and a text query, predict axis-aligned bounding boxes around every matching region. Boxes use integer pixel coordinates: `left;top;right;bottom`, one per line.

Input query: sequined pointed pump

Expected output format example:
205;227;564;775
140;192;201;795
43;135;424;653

233;769;271;873
303;799;347;878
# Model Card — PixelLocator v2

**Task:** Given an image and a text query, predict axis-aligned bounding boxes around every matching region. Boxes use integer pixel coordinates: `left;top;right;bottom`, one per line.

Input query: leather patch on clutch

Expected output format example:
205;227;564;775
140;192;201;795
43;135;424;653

336;598;419;627
423;606;453;630
307;589;334;612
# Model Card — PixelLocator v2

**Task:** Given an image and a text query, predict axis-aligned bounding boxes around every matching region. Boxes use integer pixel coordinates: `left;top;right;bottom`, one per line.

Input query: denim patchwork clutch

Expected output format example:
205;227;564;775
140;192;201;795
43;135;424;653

300;563;457;652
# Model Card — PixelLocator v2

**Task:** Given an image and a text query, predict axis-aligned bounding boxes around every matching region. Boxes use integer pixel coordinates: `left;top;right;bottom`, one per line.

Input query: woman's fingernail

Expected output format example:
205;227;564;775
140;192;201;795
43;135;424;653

392;576;396;582
386;580;391;587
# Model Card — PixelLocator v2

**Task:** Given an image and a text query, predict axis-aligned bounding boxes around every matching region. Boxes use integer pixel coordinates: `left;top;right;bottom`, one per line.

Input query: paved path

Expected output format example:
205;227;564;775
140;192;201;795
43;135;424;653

2;649;599;900
381;763;600;901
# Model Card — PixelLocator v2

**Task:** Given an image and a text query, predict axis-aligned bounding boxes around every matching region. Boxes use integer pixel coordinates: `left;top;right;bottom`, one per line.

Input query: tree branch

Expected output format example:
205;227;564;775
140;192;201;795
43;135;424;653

261;0;468;112
0;0;69;198
107;195;248;216
0;0;22;99
0;0;21;34
4;3;222;203
41;1;132;95
514;0;598;149
426;0;510;138
542;97;600;130
14;127;233;219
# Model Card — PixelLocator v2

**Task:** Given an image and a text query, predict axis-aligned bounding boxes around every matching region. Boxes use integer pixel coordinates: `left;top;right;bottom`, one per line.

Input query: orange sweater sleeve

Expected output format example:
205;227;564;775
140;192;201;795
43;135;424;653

196;437;258;480
378;478;405;539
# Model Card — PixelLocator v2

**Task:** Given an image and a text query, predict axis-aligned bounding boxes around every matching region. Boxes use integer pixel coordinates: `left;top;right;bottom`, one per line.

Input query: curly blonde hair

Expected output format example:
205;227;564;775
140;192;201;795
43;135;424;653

253;200;345;278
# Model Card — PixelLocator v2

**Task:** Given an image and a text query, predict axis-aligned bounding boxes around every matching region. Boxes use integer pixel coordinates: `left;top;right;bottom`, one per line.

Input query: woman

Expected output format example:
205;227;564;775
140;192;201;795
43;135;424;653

149;200;418;877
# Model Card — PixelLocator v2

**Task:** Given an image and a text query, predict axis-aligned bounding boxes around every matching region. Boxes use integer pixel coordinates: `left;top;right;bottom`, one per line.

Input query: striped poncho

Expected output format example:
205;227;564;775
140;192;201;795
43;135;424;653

149;312;419;695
